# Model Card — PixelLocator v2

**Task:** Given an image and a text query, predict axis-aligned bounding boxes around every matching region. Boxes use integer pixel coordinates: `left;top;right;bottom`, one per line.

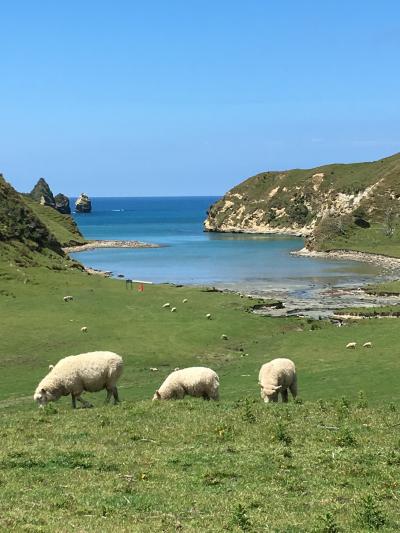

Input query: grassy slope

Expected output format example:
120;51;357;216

22;196;85;246
1;400;399;532
1;264;400;530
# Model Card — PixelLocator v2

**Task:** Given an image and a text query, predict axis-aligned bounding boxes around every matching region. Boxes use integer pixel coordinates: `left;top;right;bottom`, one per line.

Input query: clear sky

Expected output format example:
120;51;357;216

1;0;399;196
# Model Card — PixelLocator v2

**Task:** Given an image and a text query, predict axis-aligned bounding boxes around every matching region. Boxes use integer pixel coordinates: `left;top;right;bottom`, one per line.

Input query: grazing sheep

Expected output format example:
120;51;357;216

182;298;188;303
150;367;159;372
34;351;123;408
346;342;357;349
221;334;228;340
258;358;297;403
63;295;73;302
162;303;171;308
152;367;219;401
206;313;211;319
171;307;177;312
363;342;372;348
81;326;88;333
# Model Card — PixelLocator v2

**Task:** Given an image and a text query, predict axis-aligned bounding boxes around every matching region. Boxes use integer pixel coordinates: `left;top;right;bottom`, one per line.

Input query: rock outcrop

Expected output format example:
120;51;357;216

30;178;55;208
204;152;400;250
0;174;62;254
55;193;71;214
75;193;92;213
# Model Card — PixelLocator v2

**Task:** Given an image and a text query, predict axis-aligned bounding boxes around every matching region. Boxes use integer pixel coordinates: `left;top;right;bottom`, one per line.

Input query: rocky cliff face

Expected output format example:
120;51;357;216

54;193;71;214
30;178;55;207
204;153;400;248
75;193;92;213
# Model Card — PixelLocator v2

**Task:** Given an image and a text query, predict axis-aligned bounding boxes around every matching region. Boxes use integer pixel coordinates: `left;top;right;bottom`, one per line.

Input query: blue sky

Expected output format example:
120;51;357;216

0;0;399;196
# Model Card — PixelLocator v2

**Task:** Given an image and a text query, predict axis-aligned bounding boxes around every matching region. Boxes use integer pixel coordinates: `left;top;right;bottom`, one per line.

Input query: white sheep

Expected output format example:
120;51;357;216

363;342;372;348
206;313;211;319
258;358;297;403
171;307;177;312
150;367;159;372
63;295;73;302
346;342;357;349
34;351;123;408
152;367;219;401
182;299;188;303
81;326;88;333
162;303;171;308
221;334;228;340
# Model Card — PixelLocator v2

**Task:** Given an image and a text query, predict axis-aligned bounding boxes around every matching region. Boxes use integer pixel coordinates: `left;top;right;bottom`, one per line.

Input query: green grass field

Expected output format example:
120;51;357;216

1;263;400;531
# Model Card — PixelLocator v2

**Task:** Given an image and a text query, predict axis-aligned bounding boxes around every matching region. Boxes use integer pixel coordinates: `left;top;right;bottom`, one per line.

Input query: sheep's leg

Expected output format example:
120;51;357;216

202;393;210;401
289;377;298;400
112;386;120;404
76;396;93;408
105;389;113;403
281;389;289;403
71;394;77;409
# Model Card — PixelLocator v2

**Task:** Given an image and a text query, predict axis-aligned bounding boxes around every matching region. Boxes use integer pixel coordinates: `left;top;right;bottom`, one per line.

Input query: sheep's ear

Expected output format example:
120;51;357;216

48;364;54;371
156;390;161;399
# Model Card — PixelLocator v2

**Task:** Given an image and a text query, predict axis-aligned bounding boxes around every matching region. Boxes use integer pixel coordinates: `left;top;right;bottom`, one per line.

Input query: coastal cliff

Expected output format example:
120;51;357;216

205;152;400;256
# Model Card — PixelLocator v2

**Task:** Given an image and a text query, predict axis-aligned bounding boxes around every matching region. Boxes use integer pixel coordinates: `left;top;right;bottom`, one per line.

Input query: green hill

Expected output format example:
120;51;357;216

0;174;84;273
205;152;400;256
22;195;85;247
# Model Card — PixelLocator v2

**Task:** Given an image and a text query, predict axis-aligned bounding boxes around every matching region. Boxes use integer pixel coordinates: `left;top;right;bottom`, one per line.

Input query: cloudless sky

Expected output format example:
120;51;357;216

0;0;399;196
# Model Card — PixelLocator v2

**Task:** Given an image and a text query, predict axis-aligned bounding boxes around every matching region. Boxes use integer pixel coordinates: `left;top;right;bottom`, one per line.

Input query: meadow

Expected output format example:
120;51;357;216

1;261;400;531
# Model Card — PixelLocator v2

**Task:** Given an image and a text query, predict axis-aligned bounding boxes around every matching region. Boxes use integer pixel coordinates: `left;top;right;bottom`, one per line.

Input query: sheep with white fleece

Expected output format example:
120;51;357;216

258;358;297;403
152;367;219;401
34;351;123;408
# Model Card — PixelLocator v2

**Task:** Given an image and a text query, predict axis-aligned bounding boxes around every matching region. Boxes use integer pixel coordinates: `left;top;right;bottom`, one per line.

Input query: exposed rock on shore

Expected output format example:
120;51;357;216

291;247;400;271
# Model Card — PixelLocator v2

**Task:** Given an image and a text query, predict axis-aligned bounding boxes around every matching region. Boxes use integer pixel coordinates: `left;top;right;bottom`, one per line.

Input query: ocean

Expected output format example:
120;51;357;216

70;196;381;292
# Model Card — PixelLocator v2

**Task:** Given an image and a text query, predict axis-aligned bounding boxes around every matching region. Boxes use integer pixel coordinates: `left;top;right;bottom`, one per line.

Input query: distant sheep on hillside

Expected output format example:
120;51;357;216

152;367;219;401
346;342;357;349
258;358;297;403
363;342;372;348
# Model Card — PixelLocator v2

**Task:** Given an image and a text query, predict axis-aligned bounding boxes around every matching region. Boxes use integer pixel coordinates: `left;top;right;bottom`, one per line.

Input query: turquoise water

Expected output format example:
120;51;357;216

71;197;380;288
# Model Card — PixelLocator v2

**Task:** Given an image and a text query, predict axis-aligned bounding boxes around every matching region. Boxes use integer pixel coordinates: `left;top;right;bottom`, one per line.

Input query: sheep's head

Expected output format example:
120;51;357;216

34;388;57;407
152;390;162;401
260;385;281;403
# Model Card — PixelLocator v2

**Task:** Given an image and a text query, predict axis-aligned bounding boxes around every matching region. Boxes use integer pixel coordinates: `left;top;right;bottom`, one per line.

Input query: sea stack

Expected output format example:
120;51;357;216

30;178;55;208
54;193;71;214
75;193;92;213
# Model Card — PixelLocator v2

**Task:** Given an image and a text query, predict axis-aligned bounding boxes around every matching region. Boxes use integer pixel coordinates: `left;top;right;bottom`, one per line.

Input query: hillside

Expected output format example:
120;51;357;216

22;195;85;247
0;175;84;272
205;152;400;256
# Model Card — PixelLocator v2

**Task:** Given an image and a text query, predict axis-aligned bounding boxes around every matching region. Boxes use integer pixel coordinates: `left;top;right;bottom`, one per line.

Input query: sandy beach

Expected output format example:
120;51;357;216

63;239;161;253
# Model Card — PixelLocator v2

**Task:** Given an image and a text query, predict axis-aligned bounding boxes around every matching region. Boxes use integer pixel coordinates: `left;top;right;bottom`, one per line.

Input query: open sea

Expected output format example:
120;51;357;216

70;196;382;293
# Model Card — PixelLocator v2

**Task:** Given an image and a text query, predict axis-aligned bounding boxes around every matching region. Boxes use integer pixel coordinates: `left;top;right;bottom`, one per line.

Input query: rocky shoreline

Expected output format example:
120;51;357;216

63;239;161;253
291;247;400;271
